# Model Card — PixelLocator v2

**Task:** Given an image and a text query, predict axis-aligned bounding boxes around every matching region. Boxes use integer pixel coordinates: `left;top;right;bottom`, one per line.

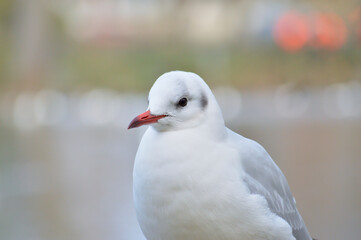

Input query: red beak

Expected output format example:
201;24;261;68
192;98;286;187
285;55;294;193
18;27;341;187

128;110;167;129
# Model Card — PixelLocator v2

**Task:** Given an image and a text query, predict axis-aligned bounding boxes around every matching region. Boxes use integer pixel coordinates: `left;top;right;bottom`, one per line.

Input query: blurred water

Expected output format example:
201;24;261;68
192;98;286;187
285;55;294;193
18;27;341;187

1;86;361;240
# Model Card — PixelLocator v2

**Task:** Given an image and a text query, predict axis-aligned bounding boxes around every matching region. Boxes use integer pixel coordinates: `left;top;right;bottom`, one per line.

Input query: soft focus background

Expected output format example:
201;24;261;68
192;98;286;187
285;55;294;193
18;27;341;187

1;0;361;240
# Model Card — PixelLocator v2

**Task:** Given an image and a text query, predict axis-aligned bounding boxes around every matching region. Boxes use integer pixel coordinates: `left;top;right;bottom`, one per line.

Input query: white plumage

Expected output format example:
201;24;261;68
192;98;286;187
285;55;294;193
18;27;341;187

129;71;312;240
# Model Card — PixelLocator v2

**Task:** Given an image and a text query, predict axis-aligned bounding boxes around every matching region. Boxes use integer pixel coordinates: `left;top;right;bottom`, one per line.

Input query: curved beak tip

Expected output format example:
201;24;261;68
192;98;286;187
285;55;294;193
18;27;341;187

127;110;167;130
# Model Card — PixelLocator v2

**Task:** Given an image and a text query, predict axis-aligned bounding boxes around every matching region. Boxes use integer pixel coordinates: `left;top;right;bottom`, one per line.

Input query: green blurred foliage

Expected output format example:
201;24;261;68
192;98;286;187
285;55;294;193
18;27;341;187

59;45;361;92
0;0;13;86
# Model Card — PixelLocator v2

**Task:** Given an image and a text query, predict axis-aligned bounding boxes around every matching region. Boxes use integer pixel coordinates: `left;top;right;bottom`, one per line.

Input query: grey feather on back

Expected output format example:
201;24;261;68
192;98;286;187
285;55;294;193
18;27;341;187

228;130;312;240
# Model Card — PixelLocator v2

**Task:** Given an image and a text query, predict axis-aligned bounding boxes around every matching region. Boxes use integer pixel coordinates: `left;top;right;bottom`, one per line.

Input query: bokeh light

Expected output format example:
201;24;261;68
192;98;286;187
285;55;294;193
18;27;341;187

311;12;348;50
273;11;310;52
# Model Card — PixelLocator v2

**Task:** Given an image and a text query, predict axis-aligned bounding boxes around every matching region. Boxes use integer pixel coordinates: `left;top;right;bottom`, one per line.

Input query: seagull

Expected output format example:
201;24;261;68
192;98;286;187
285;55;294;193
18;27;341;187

128;71;313;240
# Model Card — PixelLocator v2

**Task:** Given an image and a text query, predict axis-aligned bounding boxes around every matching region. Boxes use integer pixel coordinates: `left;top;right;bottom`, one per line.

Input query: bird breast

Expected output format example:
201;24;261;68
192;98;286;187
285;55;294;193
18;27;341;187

132;127;293;240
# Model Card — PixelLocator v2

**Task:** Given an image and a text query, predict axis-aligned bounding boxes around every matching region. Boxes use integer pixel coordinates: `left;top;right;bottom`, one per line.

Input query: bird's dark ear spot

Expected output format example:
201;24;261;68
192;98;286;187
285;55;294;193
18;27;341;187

201;93;208;109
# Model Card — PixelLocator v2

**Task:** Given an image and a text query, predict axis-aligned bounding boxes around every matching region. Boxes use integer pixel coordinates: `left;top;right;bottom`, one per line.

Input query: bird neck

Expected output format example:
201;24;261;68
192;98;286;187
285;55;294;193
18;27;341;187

175;96;226;141
201;97;227;140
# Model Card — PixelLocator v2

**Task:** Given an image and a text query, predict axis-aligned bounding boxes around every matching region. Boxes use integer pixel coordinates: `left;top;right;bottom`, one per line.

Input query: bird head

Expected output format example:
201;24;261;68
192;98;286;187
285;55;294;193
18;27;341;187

128;71;224;132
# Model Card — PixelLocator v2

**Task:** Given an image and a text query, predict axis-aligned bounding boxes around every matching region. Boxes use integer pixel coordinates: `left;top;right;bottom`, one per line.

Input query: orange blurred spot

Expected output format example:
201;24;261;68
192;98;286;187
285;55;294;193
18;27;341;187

273;11;310;52
310;13;348;50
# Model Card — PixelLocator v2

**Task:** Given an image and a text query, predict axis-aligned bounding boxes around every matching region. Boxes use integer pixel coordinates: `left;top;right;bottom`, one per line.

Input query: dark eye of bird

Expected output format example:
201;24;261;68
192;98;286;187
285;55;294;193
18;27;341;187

177;98;188;107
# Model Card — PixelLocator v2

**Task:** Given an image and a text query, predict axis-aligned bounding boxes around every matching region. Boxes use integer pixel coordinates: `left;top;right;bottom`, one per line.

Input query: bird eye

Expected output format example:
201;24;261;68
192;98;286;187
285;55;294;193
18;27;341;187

177;97;188;107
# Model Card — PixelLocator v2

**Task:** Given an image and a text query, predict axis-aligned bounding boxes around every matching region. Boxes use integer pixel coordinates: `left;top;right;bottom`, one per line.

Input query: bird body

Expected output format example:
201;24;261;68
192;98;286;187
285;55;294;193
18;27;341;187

129;71;312;240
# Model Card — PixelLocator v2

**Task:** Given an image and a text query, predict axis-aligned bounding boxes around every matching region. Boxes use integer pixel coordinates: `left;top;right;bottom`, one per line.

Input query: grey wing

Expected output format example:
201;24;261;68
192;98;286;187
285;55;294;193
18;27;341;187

232;133;312;240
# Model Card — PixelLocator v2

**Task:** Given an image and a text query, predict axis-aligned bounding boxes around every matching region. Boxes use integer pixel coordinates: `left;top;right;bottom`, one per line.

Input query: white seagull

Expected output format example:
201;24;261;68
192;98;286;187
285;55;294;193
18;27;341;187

128;71;312;240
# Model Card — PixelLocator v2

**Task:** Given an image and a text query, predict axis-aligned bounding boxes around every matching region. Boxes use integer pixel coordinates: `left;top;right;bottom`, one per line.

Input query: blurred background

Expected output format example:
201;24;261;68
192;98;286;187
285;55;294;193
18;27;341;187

1;0;361;239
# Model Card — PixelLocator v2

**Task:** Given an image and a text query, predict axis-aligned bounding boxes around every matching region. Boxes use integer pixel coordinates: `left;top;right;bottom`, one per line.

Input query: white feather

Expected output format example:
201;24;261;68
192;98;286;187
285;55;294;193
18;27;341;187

132;71;310;240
